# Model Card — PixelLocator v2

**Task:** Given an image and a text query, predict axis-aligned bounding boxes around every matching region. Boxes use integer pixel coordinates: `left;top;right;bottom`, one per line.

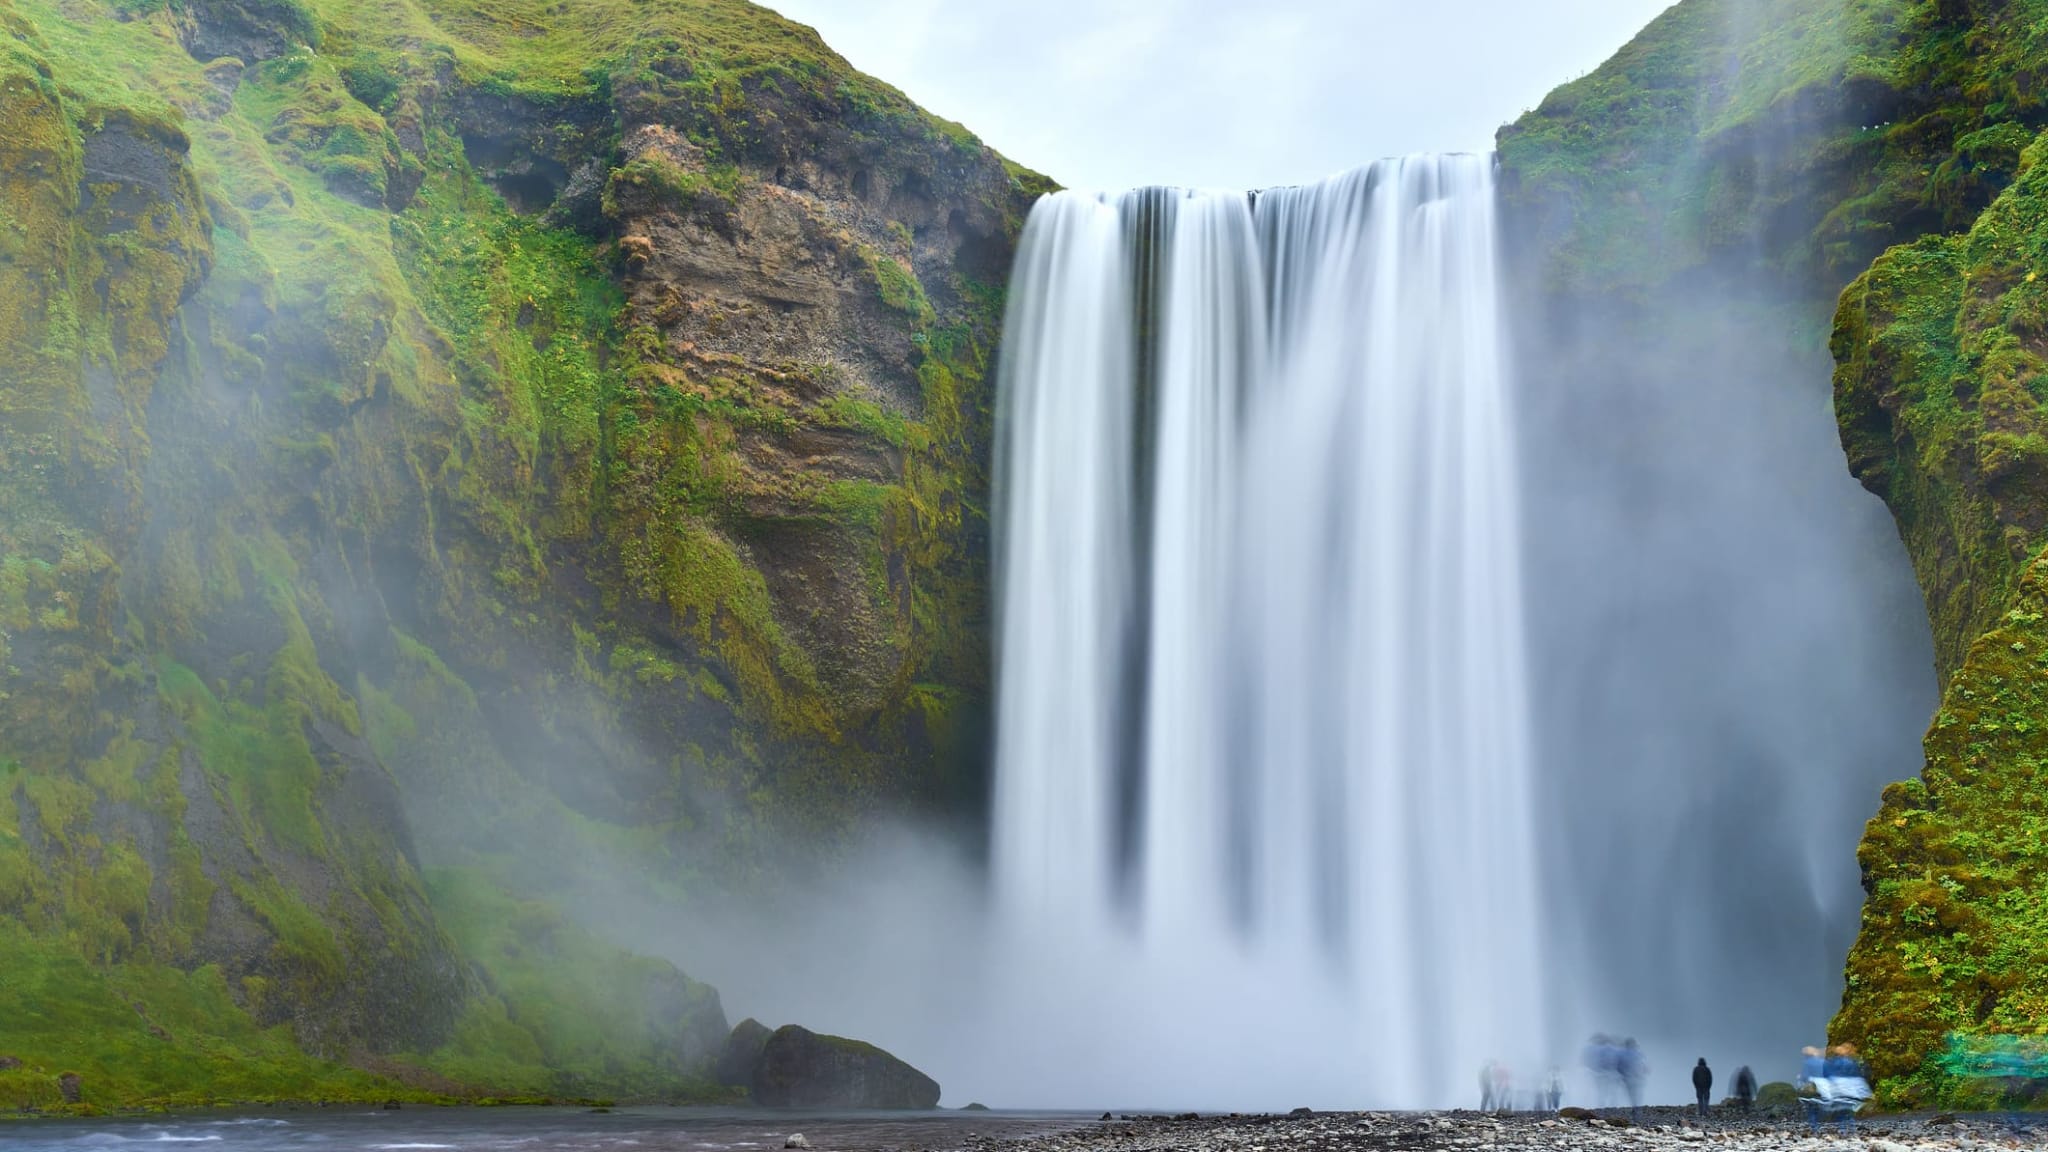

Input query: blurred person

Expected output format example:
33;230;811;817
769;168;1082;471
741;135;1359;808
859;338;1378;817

1582;1034;1619;1113
1822;1043;1870;1136
1491;1061;1512;1113
1797;1046;1825;1135
1692;1057;1712;1119
1547;1066;1564;1112
1732;1065;1756;1112
1620;1038;1648;1126
1479;1061;1493;1111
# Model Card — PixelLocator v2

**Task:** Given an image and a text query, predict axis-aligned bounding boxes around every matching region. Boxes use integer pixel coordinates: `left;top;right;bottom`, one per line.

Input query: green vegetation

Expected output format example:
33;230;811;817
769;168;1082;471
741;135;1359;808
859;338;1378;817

0;919;400;1110
1831;128;2048;1106
1501;0;2048;300
415;869;731;1102
0;0;1030;1112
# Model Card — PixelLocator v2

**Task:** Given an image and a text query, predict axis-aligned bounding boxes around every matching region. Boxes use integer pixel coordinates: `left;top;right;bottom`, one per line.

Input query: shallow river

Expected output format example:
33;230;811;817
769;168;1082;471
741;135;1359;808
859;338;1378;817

0;1108;1092;1152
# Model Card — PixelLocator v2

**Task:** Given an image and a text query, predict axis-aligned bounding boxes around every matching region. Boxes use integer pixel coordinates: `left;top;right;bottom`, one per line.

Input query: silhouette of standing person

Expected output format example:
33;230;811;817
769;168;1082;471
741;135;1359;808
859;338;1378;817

1692;1058;1713;1119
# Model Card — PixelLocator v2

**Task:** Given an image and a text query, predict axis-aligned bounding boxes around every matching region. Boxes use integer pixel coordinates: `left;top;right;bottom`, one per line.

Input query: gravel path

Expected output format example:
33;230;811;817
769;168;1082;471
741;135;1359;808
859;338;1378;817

962;1108;2043;1152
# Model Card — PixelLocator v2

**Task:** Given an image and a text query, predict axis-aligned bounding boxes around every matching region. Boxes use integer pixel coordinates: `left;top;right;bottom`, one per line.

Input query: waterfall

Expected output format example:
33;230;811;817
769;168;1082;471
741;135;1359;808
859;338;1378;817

991;155;1543;1105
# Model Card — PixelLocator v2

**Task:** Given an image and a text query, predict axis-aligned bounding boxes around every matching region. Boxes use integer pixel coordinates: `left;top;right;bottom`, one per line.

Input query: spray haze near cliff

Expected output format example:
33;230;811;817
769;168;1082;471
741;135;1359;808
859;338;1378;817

623;0;1945;1112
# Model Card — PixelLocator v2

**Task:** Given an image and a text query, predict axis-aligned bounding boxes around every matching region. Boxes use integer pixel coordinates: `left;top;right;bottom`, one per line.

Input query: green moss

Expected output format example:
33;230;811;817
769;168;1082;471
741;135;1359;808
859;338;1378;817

1831;123;2048;1106
1835;557;2048;1103
603;152;743;218
0;918;400;1111
1501;0;2048;299
862;246;936;327
157;657;326;856
414;869;729;1102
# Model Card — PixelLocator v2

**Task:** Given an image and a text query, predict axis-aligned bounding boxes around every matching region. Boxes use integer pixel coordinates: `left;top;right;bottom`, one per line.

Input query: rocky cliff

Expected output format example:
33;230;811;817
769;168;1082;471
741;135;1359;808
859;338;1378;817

0;0;1039;1108
1502;0;2048;1107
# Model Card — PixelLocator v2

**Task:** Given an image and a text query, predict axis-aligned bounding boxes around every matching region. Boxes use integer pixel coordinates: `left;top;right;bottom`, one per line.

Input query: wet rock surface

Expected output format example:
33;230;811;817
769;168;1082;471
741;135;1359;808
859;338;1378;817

749;1024;942;1109
963;1109;2045;1152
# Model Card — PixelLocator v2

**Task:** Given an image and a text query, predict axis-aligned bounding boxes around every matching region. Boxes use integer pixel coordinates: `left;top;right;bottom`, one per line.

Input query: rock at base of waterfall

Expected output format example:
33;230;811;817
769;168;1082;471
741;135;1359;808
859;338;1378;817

716;1018;774;1087
1751;1081;1801;1116
749;1025;941;1109
783;1135;810;1149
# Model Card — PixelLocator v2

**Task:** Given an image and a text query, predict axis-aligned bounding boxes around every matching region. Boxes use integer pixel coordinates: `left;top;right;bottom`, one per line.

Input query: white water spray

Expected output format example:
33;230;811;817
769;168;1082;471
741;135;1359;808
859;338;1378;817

991;155;1543;1106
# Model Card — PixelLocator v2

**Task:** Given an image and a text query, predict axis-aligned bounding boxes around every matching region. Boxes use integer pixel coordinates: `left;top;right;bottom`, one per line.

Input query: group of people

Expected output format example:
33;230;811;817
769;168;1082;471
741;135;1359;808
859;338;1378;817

1485;1033;2048;1130
1475;1061;1564;1113
1689;1058;1757;1117
1581;1035;1650;1124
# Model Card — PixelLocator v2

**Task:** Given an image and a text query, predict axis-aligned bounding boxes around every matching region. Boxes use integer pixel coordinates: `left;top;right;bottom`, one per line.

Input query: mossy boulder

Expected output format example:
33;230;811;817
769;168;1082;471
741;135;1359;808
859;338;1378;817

1754;1081;1802;1117
749;1025;940;1110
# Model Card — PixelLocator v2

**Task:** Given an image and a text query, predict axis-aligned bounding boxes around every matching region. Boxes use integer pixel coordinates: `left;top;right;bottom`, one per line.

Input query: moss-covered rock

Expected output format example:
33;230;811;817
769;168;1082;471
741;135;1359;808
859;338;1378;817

749;1024;941;1110
1830;128;2048;1106
0;0;1038;1109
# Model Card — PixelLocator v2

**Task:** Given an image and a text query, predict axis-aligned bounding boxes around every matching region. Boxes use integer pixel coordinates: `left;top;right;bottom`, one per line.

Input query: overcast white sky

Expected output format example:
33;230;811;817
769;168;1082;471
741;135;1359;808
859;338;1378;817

763;0;1678;191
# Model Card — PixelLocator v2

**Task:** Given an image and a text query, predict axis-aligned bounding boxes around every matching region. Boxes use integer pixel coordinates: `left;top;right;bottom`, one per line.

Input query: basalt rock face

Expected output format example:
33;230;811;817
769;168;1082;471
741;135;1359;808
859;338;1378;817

0;0;1039;1108
1499;0;2048;1110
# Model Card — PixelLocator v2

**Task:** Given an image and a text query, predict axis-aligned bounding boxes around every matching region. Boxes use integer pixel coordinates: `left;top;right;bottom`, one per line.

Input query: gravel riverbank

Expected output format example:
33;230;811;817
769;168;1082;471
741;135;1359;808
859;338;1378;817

962;1108;2040;1152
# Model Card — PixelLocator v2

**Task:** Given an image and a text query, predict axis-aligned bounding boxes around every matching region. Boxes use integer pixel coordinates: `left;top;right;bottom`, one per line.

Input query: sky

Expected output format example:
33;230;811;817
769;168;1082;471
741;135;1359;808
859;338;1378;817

763;0;1680;192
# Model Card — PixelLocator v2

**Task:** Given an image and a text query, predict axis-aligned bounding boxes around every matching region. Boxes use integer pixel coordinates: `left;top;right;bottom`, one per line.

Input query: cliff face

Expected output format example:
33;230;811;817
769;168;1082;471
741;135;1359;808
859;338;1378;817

1831;127;2048;1101
0;0;1037;1107
1503;0;2048;1106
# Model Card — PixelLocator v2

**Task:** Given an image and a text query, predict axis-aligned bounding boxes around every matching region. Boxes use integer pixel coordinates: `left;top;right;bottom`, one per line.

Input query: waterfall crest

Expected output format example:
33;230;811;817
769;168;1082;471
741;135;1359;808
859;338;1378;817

991;155;1543;1103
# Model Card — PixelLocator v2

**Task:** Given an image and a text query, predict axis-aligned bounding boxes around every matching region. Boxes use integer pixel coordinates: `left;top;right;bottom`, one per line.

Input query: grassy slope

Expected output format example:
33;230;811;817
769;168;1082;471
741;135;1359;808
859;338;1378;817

0;0;1028;1111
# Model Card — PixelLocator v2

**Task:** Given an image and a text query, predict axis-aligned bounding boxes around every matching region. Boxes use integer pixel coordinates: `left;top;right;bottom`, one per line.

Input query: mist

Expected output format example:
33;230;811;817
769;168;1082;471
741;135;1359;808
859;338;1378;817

412;0;1934;1115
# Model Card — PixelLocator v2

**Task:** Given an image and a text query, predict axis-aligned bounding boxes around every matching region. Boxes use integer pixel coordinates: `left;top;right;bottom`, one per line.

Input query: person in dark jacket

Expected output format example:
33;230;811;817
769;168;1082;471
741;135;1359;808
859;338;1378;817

1733;1065;1757;1112
1692;1058;1714;1119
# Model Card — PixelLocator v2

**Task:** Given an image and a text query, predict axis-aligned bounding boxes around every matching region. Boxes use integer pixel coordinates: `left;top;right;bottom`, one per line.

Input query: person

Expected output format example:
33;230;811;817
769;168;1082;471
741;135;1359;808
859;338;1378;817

1823;1044;1871;1136
1620;1038;1648;1127
1479;1061;1494;1112
1491;1062;1513;1114
1547;1066;1564;1112
1733;1065;1756;1113
1797;1045;1826;1135
1692;1057;1713;1119
1582;1035;1617;1113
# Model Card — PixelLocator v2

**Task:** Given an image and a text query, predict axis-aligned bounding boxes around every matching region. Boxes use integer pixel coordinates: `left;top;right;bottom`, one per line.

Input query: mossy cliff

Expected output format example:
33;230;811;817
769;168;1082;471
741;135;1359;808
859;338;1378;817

1502;0;2048;1108
0;0;1038;1109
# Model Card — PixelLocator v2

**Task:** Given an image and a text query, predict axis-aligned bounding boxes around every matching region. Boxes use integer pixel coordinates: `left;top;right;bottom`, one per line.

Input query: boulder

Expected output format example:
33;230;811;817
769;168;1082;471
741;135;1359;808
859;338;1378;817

750;1025;940;1109
1753;1080;1802;1117
0;1057;19;1071
57;1073;80;1104
717;1018;774;1088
